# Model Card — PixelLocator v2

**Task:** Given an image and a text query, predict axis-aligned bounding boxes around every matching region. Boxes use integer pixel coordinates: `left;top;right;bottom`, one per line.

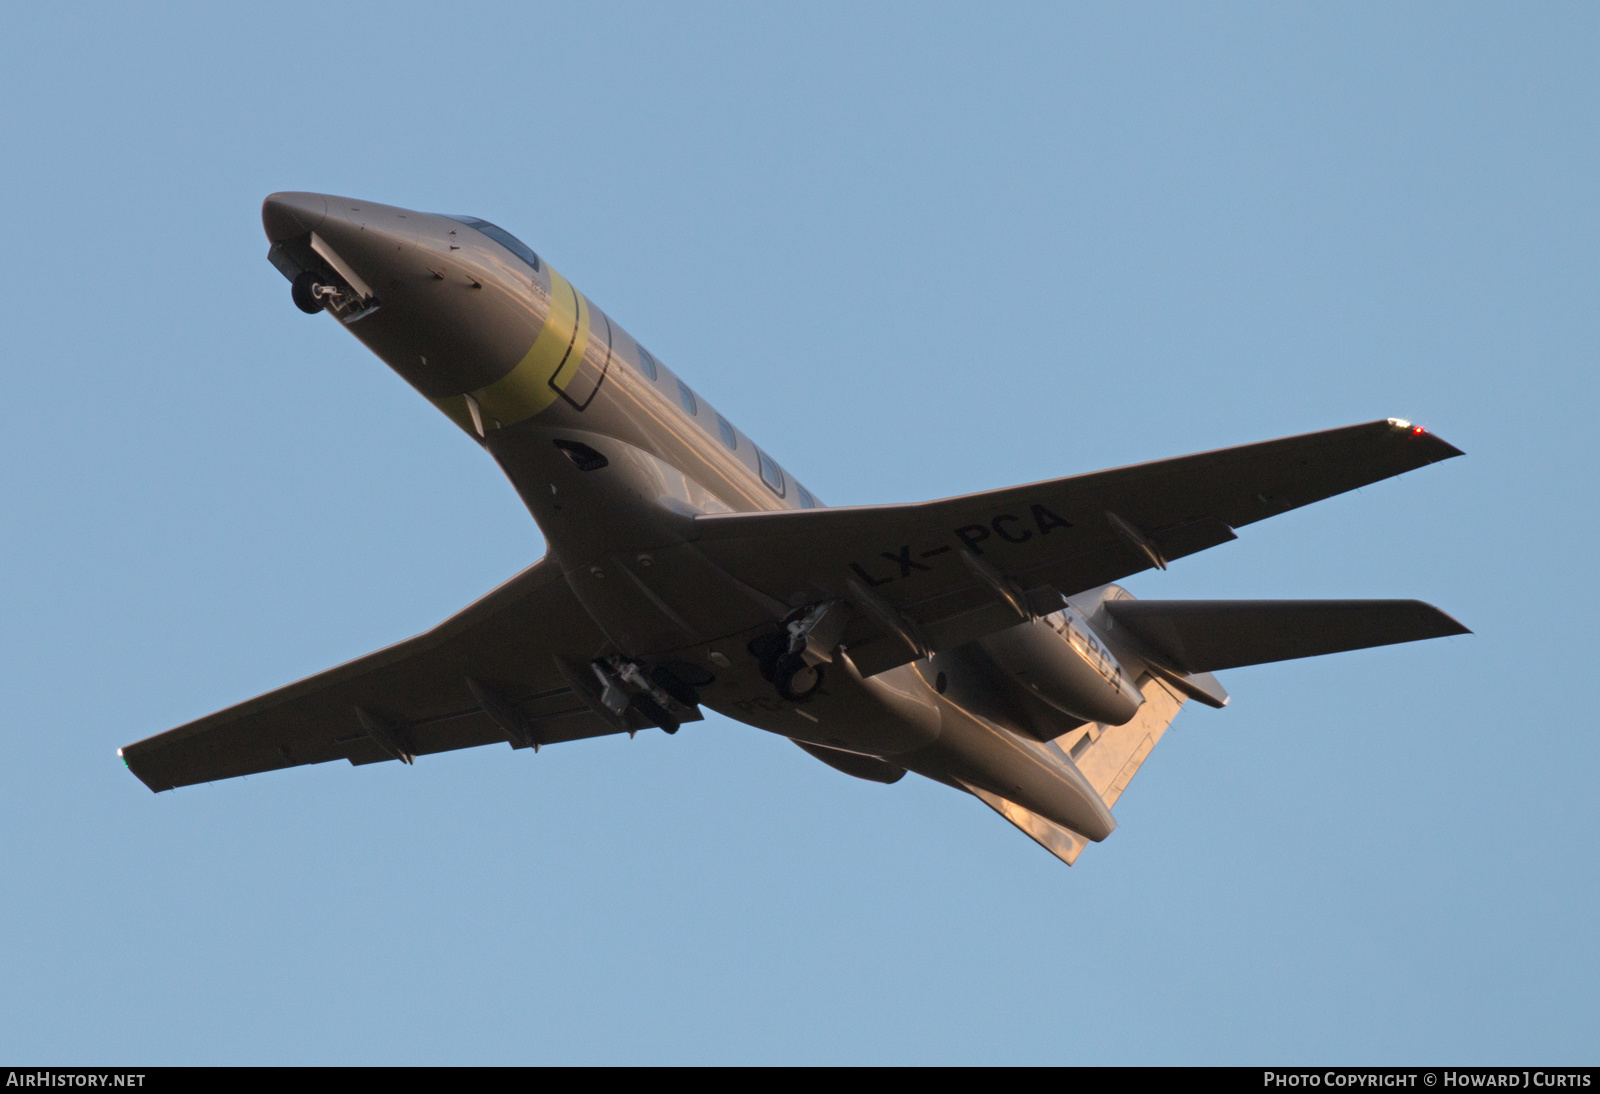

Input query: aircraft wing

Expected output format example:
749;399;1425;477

691;419;1462;675
120;557;629;791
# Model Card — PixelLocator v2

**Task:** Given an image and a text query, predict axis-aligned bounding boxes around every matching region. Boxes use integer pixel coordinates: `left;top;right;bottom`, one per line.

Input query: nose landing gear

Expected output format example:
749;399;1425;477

290;270;340;314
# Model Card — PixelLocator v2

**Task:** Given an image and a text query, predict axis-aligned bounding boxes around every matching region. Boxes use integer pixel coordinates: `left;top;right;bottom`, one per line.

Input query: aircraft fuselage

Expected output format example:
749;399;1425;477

262;192;1122;841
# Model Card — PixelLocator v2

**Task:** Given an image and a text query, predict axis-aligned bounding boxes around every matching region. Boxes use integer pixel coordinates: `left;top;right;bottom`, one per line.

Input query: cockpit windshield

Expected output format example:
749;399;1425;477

445;216;542;273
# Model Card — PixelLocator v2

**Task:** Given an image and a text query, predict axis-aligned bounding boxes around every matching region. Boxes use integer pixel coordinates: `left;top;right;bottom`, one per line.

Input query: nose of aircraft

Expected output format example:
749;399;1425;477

262;192;436;290
261;192;329;242
258;191;552;401
262;191;431;312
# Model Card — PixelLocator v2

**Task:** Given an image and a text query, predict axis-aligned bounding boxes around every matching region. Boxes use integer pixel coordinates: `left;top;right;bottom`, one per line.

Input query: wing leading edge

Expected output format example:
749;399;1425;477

690;419;1463;675
121;557;624;792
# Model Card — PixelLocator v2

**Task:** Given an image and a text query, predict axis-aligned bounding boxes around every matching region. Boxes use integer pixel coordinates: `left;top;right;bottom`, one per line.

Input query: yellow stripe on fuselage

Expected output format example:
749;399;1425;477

429;266;592;435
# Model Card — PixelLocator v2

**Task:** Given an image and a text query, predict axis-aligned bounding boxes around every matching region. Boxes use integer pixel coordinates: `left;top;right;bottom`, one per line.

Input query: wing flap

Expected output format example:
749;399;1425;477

121;557;620;791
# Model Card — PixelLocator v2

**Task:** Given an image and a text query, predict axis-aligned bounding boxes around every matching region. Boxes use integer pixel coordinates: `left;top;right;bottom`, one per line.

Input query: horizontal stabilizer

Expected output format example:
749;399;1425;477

1105;598;1470;674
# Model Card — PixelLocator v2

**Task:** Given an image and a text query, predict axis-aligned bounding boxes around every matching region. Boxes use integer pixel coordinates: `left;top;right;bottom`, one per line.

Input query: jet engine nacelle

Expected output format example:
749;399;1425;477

975;605;1145;728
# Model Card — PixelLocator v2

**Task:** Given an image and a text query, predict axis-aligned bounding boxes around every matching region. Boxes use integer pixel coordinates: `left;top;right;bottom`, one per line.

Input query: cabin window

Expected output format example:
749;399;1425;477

716;414;737;450
444;216;541;272
678;380;698;416
797;484;817;509
636;346;658;381
758;450;786;496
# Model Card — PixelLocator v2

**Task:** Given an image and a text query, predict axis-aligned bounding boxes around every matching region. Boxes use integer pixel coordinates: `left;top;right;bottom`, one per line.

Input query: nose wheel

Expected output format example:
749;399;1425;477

291;270;340;314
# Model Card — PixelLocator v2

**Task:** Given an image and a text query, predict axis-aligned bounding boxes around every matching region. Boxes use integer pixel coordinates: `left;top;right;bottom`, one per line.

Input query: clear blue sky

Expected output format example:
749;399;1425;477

1;2;1594;1064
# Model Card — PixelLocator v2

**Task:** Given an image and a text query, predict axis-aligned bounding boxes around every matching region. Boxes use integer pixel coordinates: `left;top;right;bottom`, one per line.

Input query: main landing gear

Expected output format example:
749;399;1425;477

751;634;819;701
774;650;822;701
589;657;703;735
752;600;850;702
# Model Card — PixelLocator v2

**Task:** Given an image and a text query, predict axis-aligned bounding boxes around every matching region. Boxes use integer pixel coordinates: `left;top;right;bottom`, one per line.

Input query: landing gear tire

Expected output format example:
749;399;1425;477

630;693;680;735
291;270;326;314
748;633;787;683
773;651;823;702
649;664;701;708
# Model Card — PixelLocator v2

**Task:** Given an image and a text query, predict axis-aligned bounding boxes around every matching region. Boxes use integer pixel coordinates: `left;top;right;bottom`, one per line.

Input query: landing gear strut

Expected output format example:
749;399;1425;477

587;657;698;735
291;270;342;314
752;600;848;703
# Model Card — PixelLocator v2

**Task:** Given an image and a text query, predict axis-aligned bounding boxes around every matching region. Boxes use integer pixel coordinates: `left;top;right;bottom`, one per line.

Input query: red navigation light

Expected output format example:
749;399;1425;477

1413;425;1426;435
